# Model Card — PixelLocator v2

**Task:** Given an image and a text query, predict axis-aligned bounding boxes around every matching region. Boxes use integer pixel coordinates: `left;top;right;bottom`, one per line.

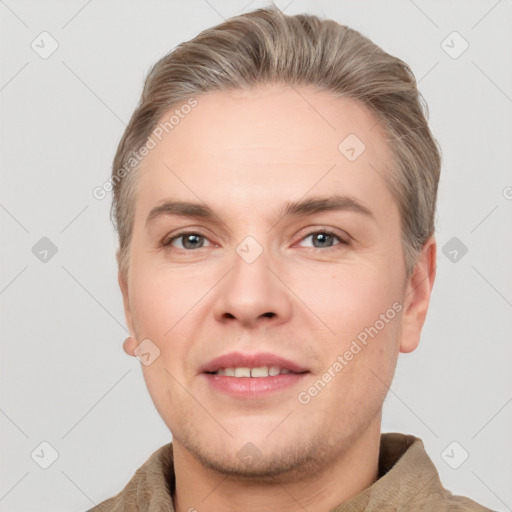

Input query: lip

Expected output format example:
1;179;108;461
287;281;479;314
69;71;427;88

202;372;308;399
199;351;309;374
199;351;310;399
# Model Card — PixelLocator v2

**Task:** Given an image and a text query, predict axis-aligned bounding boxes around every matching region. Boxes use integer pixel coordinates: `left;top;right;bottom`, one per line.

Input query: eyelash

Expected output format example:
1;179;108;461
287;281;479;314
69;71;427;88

161;229;349;251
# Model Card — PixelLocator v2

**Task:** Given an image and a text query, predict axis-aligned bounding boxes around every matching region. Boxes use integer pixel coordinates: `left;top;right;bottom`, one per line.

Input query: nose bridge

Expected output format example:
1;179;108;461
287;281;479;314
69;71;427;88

235;234;266;267
214;233;292;326
230;234;275;303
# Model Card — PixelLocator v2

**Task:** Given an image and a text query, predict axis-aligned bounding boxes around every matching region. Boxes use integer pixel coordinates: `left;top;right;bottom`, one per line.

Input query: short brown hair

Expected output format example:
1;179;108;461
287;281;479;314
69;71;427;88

111;6;441;281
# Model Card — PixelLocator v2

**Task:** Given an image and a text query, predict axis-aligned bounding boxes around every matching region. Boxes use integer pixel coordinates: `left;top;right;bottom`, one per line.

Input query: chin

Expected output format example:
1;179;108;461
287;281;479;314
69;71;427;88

176;426;331;483
196;445;321;481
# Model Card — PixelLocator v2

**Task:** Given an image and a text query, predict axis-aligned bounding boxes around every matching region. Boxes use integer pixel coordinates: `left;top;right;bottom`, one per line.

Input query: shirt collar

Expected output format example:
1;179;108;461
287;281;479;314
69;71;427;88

330;432;445;511
90;433;453;511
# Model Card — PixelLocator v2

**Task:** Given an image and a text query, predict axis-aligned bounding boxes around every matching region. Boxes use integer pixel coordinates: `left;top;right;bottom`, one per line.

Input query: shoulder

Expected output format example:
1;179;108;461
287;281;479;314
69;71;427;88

442;491;498;512
85;442;175;512
385;480;497;511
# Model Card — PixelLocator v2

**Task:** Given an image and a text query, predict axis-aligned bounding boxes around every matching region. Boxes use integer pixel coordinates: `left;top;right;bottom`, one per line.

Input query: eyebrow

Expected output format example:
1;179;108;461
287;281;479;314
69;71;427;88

145;194;375;227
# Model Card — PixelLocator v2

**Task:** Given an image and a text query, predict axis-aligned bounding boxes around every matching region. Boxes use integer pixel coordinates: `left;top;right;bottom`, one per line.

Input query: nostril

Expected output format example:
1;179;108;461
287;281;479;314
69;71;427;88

262;312;275;318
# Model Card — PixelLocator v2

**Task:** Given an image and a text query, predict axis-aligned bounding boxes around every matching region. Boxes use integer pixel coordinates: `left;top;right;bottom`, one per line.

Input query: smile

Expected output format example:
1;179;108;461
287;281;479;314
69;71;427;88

209;366;294;377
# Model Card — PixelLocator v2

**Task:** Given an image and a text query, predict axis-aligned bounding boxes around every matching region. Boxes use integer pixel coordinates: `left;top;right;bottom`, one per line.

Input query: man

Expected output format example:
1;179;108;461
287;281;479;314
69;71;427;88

89;6;494;511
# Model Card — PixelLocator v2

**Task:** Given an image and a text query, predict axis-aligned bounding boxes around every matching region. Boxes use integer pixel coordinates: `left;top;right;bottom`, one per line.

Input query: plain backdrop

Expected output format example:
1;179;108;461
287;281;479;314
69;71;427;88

1;0;511;510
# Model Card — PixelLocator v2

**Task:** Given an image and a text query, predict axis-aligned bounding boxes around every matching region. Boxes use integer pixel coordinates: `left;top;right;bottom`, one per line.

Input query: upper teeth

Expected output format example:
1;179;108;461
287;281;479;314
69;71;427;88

214;367;292;377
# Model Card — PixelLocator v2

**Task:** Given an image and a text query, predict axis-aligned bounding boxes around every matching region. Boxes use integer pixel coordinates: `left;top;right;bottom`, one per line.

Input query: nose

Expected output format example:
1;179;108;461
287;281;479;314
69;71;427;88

213;242;293;329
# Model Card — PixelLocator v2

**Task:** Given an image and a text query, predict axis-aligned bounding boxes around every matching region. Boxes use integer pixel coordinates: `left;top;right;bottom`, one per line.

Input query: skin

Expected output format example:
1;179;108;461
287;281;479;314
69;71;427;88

119;83;436;512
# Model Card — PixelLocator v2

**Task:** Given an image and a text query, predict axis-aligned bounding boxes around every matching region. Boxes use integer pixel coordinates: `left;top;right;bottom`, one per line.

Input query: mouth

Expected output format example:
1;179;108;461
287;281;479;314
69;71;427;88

200;352;310;398
206;366;300;377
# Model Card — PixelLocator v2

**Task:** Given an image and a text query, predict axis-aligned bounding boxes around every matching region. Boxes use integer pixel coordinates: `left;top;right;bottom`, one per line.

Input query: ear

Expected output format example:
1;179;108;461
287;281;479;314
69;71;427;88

399;236;437;353
117;248;136;343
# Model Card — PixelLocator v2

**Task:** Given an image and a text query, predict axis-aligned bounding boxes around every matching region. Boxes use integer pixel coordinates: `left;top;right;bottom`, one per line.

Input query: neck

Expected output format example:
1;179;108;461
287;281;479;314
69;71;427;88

171;419;381;512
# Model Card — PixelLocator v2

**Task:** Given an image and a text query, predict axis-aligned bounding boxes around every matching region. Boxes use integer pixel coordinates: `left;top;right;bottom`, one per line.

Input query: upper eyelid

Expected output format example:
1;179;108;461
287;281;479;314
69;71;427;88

164;227;349;247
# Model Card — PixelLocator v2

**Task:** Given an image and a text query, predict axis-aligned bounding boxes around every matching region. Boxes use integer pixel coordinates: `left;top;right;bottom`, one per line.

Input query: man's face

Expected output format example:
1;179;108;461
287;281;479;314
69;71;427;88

120;84;426;478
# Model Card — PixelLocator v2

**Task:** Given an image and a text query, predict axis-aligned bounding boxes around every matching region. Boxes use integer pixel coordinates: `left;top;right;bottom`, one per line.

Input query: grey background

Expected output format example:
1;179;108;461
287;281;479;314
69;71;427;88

1;0;511;510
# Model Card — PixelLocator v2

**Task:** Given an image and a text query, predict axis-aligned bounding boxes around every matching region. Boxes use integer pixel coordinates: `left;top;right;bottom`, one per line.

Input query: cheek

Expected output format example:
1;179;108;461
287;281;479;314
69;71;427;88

128;268;195;338
128;269;200;382
304;263;402;331
301;261;403;392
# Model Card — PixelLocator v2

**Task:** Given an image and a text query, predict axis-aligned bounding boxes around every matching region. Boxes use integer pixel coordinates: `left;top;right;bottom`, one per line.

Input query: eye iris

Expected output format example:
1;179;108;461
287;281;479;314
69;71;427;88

313;232;334;248
182;234;203;249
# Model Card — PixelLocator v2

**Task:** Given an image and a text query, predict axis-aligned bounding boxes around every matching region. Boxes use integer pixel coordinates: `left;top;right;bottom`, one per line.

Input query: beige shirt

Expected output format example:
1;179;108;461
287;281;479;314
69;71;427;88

88;432;495;511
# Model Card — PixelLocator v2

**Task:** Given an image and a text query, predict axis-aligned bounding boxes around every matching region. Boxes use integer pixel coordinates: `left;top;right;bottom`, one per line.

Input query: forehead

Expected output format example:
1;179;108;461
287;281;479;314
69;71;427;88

133;83;397;226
